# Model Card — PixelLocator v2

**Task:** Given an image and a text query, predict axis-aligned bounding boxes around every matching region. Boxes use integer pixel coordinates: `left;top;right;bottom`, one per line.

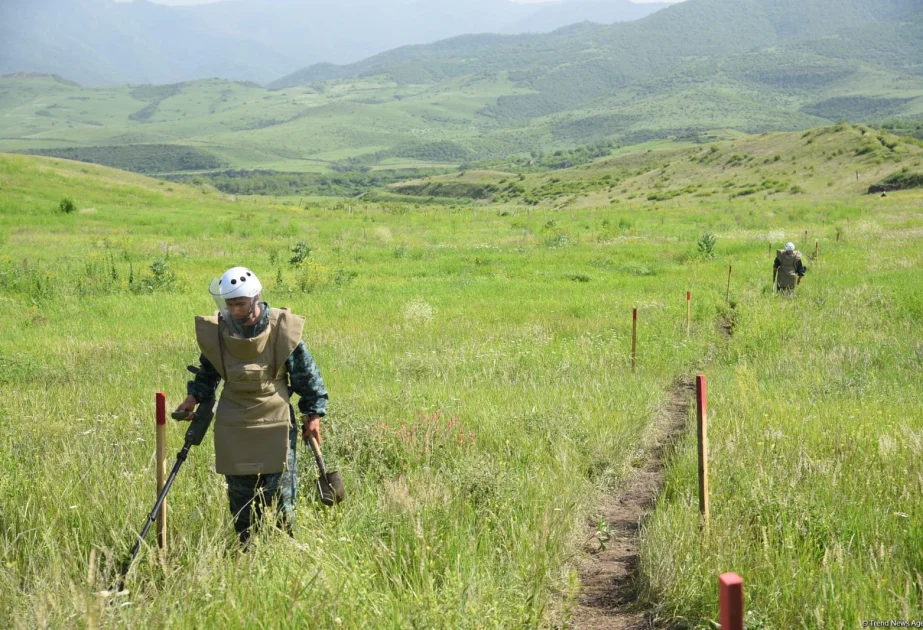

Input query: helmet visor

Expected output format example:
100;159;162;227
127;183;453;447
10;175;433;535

208;277;246;336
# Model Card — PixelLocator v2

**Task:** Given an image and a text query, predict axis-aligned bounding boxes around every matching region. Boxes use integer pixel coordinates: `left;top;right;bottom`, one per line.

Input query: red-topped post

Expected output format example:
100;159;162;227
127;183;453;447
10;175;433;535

155;392;167;551
719;573;744;630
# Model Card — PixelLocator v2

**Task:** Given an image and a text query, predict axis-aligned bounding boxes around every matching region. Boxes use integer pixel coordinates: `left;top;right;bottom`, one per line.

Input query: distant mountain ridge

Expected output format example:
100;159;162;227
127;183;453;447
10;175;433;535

274;0;922;88
268;0;923;141
0;0;669;86
0;0;921;175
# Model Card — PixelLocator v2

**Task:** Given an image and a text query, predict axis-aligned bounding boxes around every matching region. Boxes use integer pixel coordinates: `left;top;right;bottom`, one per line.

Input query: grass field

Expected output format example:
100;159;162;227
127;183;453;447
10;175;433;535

1;139;922;628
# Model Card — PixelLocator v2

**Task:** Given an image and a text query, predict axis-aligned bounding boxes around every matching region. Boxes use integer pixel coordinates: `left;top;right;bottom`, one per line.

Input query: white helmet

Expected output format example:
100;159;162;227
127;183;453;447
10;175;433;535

208;267;263;331
785;242;795;252
210;266;262;300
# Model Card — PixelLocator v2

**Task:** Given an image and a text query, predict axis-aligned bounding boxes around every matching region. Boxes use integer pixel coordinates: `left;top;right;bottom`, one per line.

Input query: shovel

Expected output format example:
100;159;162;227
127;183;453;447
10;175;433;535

306;435;345;506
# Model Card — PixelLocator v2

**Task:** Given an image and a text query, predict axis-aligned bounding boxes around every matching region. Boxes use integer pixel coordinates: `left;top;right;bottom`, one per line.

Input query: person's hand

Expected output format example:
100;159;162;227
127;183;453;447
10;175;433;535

174;395;197;421
797;276;802;285
302;414;321;444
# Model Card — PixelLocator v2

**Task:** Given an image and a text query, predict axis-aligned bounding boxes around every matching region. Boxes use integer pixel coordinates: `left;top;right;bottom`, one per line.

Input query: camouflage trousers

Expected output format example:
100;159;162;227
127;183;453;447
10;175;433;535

225;422;298;543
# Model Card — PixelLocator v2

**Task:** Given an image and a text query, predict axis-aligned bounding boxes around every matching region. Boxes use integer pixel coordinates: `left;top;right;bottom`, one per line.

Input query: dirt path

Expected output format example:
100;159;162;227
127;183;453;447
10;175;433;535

570;378;695;629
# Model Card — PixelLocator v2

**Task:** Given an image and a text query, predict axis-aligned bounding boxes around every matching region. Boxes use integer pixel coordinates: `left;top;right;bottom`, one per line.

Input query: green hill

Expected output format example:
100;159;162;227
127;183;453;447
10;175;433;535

384;124;923;205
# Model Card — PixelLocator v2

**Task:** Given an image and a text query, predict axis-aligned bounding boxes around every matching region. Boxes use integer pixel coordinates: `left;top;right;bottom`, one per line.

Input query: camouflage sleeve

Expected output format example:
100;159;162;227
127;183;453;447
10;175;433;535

796;258;807;276
287;341;329;418
187;353;221;402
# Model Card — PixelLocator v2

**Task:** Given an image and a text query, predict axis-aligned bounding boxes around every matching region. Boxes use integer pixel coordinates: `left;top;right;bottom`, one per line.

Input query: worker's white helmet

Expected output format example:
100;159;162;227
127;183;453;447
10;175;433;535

208;267;263;331
784;242;795;252
209;266;262;301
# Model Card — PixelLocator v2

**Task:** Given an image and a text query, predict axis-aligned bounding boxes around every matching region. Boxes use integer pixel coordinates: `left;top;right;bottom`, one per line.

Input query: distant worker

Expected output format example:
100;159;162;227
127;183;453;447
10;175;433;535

773;242;806;293
174;266;328;545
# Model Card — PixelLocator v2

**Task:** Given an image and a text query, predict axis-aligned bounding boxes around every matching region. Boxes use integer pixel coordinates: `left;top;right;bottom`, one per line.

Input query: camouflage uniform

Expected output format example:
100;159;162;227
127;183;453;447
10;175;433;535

187;301;328;542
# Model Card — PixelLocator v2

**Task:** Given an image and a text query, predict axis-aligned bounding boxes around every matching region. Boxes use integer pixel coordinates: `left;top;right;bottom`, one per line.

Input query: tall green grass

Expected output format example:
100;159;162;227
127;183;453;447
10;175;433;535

1;153;717;628
2;152;921;627
641;205;923;626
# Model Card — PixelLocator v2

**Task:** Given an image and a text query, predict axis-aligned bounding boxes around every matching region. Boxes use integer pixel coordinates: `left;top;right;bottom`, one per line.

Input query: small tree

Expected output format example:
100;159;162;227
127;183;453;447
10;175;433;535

59;197;77;214
697;232;717;259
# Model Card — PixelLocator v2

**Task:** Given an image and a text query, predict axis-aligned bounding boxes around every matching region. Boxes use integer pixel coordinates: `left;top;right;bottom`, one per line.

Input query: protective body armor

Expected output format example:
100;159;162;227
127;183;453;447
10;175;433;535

194;308;305;475
776;249;801;289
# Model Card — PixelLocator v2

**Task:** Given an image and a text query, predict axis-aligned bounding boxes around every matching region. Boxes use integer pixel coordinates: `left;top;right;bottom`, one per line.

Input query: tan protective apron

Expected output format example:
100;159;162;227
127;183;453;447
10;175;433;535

194;308;305;475
776;249;801;289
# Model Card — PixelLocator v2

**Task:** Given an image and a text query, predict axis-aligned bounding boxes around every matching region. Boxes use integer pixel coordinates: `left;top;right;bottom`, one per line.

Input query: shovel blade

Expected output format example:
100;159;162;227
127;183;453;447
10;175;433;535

317;471;346;506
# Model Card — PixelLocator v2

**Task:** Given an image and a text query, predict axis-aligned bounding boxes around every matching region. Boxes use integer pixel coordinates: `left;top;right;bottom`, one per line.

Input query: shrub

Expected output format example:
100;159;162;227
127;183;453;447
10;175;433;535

697;232;717;259
144;259;175;291
59;197;77;214
289;241;312;266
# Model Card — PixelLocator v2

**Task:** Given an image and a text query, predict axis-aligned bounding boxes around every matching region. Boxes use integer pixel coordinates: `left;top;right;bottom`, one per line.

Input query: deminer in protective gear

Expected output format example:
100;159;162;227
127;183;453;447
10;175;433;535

773;242;807;293
174;266;328;544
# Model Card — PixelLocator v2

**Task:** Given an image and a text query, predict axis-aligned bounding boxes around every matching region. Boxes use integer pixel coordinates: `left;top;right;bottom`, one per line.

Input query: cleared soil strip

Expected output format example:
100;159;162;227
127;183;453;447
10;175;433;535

571;378;695;629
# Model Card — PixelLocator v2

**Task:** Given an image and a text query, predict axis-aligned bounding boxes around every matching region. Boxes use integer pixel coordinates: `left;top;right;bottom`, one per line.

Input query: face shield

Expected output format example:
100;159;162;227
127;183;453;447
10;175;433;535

208;267;264;336
208;276;249;337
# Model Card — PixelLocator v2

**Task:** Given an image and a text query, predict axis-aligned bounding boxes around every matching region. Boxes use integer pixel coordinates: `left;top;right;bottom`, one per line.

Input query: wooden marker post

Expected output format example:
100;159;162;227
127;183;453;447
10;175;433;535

155;392;167;551
814;240;819;261
725;265;732;305
696;375;709;526
719;573;744;630
803;229;808;244
686;291;691;338
631;308;638;372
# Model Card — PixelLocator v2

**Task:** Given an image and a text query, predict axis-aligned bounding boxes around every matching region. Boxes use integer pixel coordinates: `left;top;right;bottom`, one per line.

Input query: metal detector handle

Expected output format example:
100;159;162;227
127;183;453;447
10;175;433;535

307;435;328;476
185;397;215;446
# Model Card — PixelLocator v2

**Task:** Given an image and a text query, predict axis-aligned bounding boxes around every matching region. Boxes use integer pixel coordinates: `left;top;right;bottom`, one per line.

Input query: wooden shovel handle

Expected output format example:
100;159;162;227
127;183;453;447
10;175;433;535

308;435;328;476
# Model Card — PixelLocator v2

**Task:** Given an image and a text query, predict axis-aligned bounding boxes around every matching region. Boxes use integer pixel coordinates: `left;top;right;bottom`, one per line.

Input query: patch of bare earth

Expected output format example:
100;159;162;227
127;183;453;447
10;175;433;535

570;378;695;630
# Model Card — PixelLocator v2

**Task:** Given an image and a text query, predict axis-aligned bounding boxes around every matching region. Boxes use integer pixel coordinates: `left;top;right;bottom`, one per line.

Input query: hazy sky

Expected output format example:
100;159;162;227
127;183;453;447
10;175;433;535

125;0;684;4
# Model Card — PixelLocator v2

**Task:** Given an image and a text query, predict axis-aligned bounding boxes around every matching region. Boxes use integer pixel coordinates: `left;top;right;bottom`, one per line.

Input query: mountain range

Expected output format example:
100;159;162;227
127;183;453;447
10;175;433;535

0;0;670;86
1;0;921;175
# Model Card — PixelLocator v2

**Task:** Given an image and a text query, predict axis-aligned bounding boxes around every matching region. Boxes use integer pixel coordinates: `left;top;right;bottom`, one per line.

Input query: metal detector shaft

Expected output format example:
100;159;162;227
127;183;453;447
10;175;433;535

119;397;213;587
121;444;189;575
